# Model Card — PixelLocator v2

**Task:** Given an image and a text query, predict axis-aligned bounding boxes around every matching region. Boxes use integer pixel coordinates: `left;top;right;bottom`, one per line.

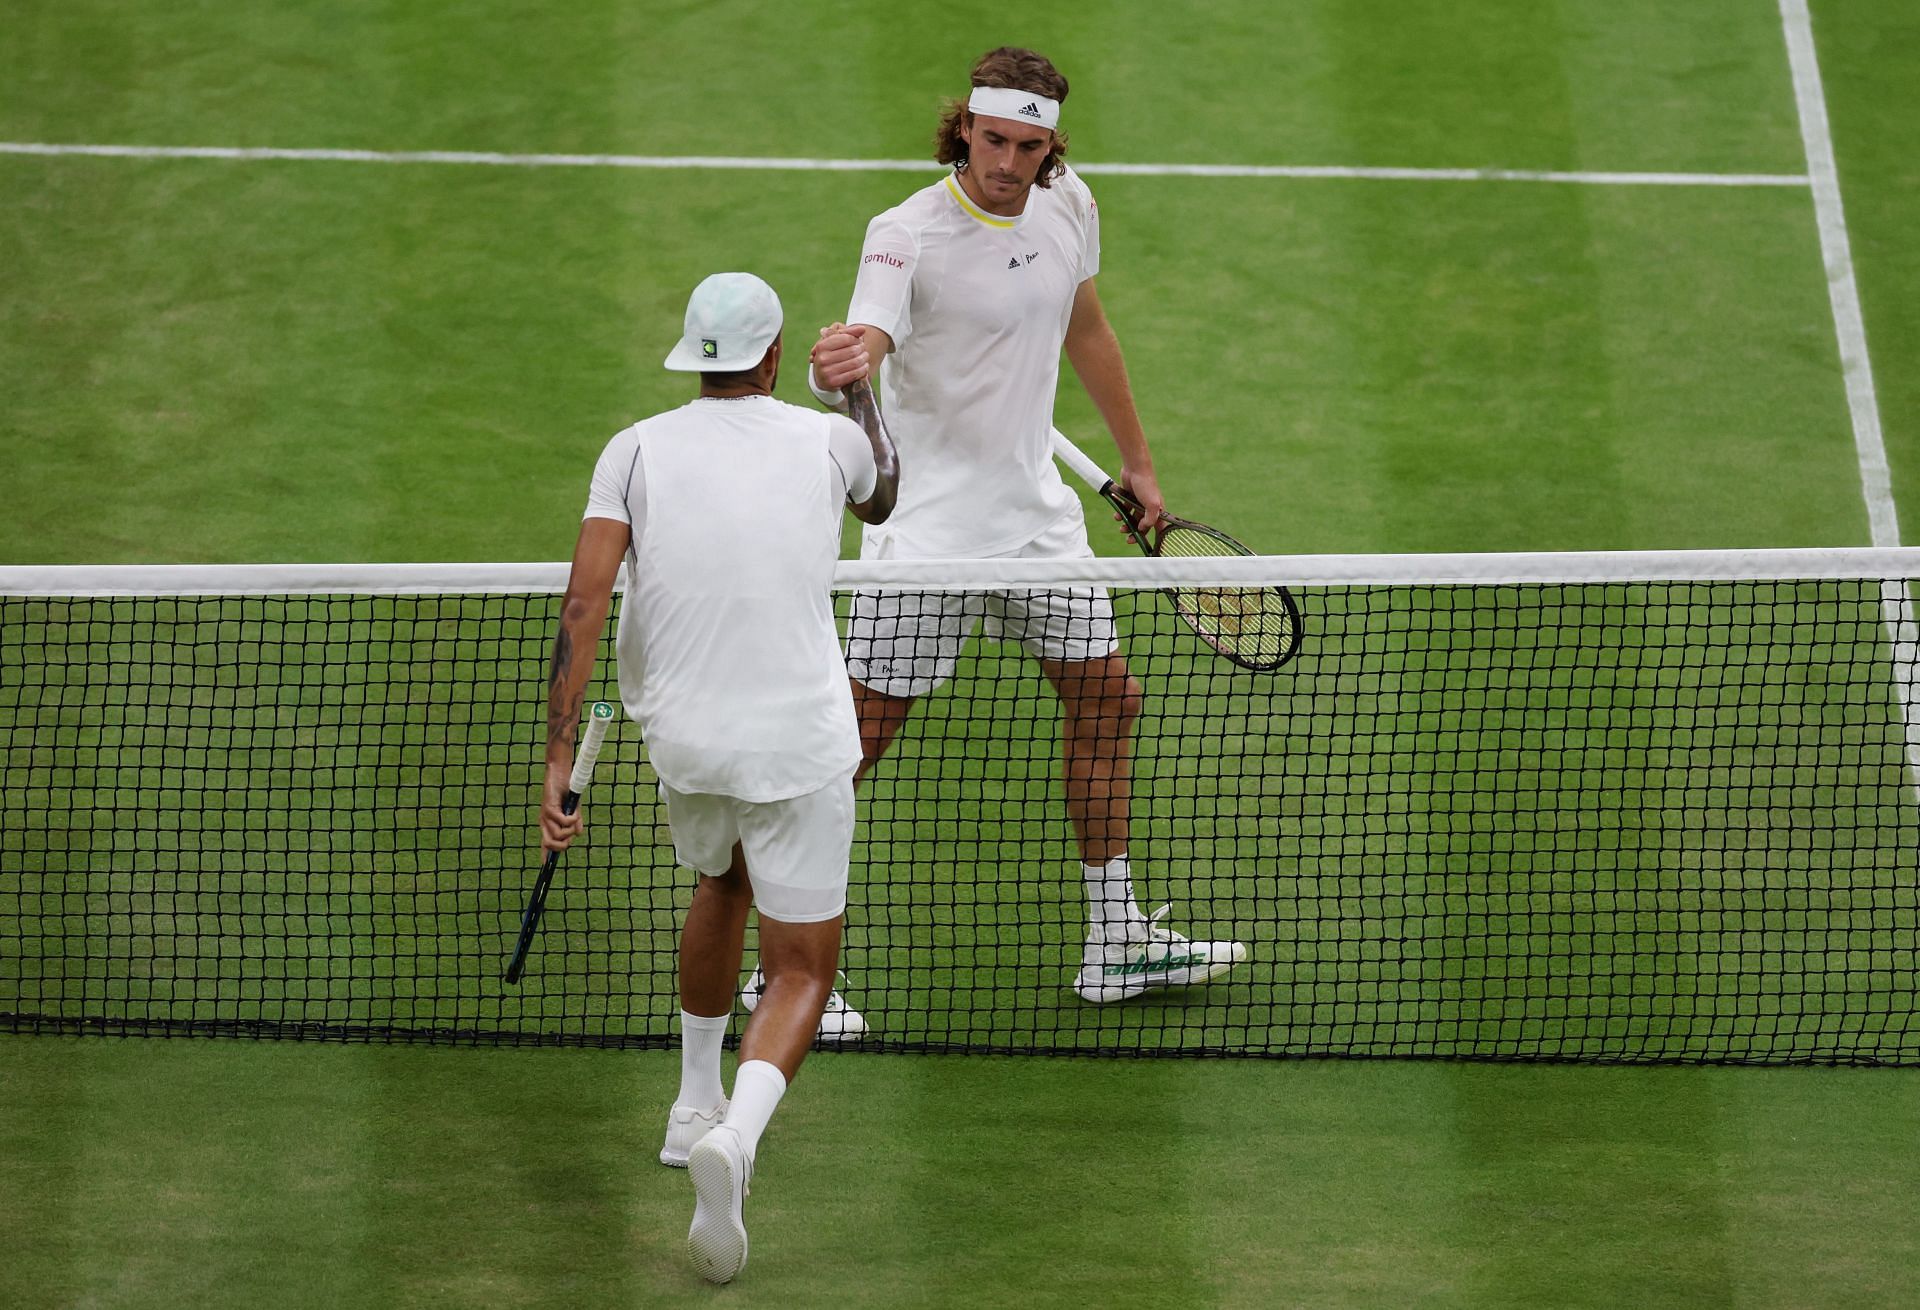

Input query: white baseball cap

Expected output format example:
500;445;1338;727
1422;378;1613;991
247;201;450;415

663;272;783;372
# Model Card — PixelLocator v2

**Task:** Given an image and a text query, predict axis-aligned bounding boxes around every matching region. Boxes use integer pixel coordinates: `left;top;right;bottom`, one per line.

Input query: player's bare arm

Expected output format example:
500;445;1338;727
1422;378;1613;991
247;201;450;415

845;385;901;526
1064;278;1167;535
540;515;629;851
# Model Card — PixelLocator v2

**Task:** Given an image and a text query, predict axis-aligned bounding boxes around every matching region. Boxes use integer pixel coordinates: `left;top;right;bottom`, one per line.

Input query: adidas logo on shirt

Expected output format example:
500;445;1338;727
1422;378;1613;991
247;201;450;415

1019;102;1042;119
1008;257;1021;269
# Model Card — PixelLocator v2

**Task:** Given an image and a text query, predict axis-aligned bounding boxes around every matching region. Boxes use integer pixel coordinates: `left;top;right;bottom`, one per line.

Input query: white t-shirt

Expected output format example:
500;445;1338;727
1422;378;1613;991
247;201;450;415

583;395;876;801
846;166;1101;557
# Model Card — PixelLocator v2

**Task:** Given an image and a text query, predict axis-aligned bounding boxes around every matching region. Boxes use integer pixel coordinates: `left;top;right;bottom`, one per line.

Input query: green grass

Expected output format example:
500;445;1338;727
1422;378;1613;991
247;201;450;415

0;1;1805;170
3;1039;1918;1309
5;0;1920;1303
0;3;1879;564
1;158;1865;561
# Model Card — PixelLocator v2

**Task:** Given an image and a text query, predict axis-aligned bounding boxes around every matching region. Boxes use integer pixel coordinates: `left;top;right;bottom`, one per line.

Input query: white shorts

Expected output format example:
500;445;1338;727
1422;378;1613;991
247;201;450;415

845;512;1119;698
659;775;855;924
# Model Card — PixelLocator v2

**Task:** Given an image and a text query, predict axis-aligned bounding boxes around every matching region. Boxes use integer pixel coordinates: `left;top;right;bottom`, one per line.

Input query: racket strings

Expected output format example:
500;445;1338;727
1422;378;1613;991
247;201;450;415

1172;585;1296;665
1154;523;1237;559
1149;523;1298;668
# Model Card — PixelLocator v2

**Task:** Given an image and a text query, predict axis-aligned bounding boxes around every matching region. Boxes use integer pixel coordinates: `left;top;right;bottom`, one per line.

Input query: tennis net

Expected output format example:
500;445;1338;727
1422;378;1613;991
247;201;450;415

3;551;1917;1064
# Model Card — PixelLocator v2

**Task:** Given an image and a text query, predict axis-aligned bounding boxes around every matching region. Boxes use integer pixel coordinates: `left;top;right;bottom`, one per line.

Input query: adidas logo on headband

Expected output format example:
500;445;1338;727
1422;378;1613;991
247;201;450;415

968;85;1061;130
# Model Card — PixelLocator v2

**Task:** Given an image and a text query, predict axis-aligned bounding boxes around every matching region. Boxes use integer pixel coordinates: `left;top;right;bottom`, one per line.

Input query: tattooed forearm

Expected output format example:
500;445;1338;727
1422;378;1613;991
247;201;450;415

545;626;579;748
537;525;621;777
546;702;581;748
846;378;899;524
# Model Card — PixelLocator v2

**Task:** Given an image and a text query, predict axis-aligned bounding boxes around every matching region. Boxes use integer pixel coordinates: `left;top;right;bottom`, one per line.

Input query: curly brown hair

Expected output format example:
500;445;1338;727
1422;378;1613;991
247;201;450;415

934;47;1070;188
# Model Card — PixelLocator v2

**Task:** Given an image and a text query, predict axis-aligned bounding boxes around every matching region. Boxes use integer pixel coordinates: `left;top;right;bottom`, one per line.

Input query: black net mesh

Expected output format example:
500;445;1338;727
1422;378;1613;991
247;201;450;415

2;571;1917;1063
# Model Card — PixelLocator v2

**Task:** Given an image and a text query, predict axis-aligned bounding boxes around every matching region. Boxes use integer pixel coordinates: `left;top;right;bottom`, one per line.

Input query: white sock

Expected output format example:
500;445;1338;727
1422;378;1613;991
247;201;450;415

1083;855;1145;936
725;1059;788;1163
677;1010;729;1110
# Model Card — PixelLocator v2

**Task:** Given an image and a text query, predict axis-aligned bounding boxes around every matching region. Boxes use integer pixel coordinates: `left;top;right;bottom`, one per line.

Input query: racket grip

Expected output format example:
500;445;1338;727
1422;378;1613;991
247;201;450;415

567;702;616;795
1049;427;1114;494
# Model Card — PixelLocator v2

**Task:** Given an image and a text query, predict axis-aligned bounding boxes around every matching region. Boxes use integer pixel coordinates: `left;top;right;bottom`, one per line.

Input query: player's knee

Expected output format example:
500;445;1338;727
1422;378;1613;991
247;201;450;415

855;686;914;764
1070;672;1141;738
699;866;750;904
762;958;836;1009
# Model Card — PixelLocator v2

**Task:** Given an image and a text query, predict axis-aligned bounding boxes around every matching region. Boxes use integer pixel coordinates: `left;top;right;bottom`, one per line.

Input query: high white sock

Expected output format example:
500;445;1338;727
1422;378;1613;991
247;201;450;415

677;1010;729;1109
1083;855;1145;936
725;1060;788;1163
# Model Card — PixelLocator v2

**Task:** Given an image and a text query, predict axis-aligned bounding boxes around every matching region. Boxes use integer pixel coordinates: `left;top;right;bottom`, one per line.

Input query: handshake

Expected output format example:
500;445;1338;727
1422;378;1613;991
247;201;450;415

807;321;882;409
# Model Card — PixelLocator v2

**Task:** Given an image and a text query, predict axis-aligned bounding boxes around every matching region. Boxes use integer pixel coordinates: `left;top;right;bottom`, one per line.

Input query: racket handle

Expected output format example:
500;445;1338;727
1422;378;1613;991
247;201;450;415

538;792;582;859
510;705;616;986
1049;427;1115;495
567;701;616;795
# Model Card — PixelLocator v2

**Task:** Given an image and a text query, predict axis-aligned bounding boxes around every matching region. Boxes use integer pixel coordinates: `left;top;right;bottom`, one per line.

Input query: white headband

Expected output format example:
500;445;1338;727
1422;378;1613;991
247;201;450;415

968;84;1060;131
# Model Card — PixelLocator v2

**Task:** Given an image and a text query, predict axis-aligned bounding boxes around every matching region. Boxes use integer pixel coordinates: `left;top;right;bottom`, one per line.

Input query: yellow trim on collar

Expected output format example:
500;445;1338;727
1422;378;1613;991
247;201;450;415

945;173;1017;229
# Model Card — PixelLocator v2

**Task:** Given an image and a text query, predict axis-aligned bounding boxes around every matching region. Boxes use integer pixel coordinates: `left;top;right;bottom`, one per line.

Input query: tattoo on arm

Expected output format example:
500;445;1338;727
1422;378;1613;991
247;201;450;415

545;627;578;747
846;380;899;524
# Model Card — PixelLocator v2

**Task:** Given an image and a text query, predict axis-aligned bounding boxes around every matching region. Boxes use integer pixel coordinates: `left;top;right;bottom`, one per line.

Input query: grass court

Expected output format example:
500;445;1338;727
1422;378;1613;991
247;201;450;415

4;1;1920;1304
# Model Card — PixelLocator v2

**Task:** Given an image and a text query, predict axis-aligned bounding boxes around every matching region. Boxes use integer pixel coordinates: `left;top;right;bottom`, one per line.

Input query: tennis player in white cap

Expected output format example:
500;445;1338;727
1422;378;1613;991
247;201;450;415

798;47;1247;1028
541;271;897;1283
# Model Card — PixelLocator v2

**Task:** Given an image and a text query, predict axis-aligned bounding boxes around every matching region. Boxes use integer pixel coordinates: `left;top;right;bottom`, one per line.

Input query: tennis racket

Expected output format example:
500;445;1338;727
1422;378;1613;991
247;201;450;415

1051;429;1304;672
505;700;616;984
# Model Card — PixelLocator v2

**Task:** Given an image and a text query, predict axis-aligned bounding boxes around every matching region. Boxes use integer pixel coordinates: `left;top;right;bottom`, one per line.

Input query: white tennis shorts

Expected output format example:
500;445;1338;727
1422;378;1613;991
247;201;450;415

845;512;1119;698
659;774;855;924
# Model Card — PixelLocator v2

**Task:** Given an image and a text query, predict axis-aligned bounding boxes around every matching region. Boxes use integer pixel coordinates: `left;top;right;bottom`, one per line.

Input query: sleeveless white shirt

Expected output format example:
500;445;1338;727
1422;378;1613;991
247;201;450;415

583;396;873;801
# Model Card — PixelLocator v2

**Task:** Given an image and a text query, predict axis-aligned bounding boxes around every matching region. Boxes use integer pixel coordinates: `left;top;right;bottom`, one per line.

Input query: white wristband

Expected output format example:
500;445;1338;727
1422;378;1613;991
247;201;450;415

809;373;847;410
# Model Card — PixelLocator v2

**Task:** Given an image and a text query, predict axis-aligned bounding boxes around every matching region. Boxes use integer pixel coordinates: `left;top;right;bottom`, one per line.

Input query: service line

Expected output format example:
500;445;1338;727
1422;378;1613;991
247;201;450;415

0;140;1810;189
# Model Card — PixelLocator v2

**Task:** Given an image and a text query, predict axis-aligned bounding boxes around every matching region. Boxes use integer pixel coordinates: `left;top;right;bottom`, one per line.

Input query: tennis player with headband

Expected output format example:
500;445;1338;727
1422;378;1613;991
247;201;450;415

796;46;1248;1026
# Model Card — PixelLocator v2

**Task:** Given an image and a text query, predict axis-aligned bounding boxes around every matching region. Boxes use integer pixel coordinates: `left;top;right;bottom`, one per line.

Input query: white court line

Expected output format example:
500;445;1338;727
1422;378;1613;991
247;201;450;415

1779;0;1920;798
0;140;1810;188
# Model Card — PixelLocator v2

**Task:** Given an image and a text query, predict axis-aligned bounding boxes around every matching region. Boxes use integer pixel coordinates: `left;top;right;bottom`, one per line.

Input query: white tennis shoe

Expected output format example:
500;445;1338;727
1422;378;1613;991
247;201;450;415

659;1099;727;1168
1074;905;1249;1003
739;968;869;1042
686;1124;752;1284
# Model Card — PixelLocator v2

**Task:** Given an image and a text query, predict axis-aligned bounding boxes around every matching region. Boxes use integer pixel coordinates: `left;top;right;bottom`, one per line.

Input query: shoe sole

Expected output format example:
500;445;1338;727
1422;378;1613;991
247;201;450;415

740;990;869;1043
1074;952;1248;1005
686;1139;748;1284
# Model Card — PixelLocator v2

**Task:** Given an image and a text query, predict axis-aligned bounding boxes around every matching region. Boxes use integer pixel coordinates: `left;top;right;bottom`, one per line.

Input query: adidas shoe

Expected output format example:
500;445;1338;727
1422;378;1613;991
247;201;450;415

1073;905;1248;1004
686;1124;752;1284
659;1099;727;1168
739;967;869;1042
